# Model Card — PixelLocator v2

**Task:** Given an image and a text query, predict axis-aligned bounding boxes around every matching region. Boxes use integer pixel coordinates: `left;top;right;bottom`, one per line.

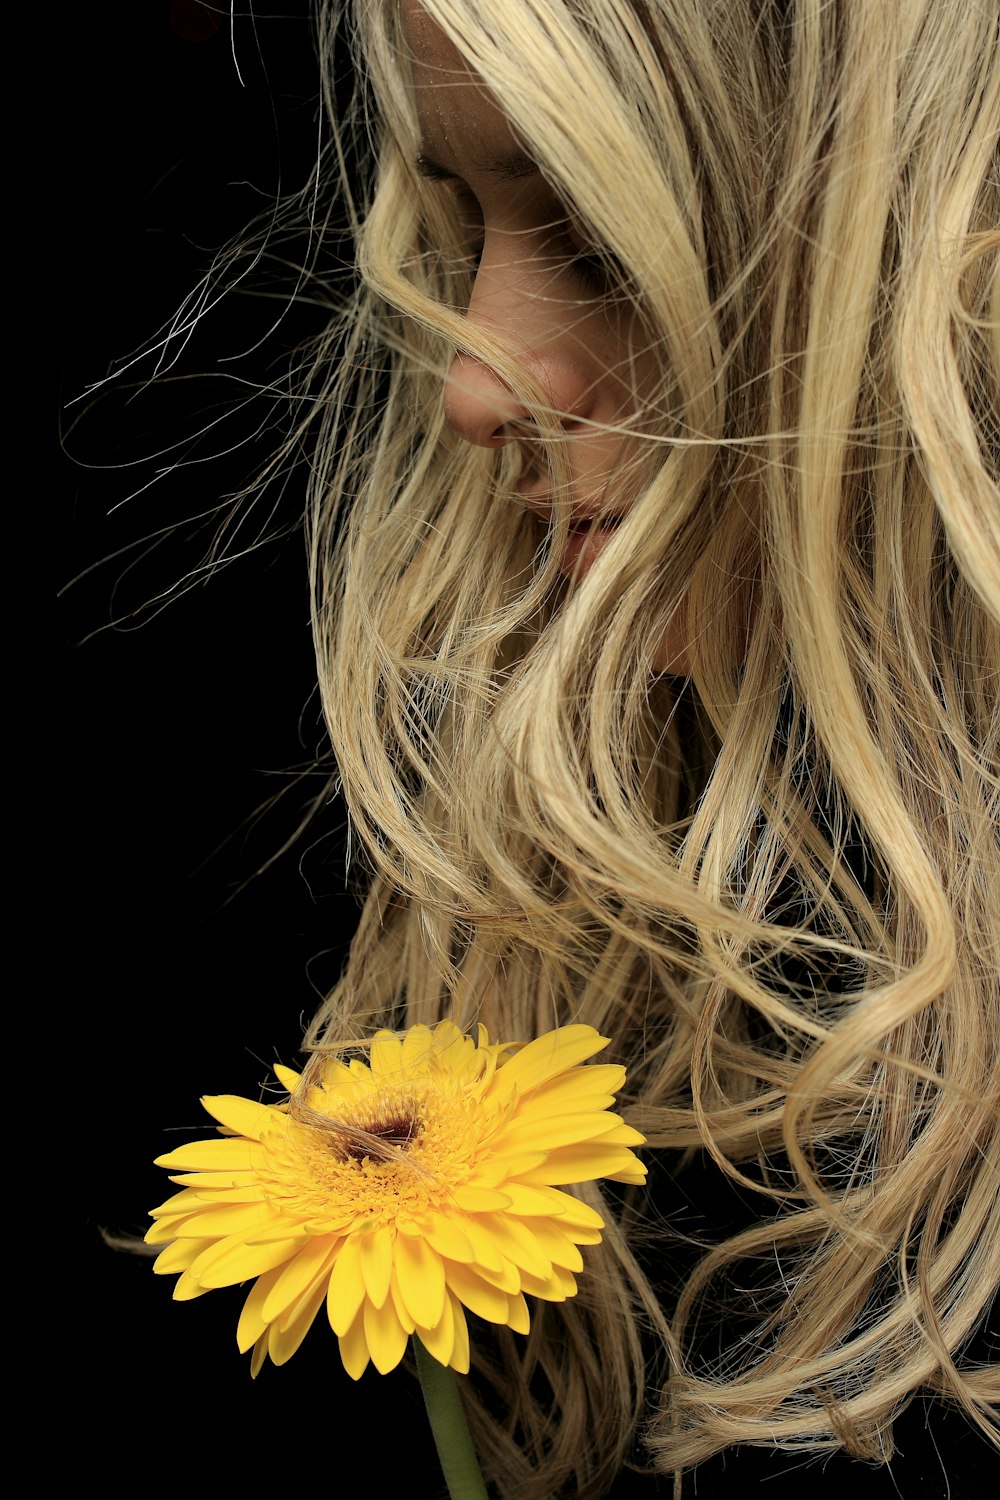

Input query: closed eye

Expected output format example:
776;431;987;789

431;175;624;294
460;232;613;291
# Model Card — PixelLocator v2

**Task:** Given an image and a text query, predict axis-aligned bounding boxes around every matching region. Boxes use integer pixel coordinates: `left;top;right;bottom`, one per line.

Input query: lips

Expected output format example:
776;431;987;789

516;488;627;576
558;515;623;576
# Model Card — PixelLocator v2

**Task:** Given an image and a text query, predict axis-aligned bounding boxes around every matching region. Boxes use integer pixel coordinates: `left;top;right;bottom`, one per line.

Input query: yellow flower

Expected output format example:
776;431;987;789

147;1021;646;1379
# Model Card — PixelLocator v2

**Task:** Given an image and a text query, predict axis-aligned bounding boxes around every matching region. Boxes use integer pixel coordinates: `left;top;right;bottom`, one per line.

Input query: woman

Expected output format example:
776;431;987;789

255;0;997;1492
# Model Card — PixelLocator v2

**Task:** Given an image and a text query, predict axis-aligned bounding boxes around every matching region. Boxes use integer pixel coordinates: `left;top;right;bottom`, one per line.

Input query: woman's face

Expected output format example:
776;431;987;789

402;2;690;671
404;11;656;546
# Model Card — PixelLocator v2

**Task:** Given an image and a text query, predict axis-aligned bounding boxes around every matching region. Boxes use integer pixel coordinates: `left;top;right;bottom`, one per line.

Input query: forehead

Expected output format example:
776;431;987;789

399;1;524;172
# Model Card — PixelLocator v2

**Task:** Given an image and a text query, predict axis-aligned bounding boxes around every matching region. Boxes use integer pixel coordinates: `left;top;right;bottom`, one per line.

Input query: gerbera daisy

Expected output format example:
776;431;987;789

147;1020;646;1379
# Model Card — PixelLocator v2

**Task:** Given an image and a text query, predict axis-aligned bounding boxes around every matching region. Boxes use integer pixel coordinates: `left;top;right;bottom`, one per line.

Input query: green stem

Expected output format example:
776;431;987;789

414;1337;489;1500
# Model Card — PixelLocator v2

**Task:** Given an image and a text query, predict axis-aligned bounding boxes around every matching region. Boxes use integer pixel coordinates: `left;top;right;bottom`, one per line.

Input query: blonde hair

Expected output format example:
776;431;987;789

300;0;999;1492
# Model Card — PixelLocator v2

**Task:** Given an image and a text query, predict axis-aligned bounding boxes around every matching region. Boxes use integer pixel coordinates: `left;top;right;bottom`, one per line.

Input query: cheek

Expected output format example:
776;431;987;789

601;329;666;444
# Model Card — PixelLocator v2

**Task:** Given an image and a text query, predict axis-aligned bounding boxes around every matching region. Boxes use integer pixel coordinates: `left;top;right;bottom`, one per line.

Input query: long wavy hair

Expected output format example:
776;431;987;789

299;0;999;1492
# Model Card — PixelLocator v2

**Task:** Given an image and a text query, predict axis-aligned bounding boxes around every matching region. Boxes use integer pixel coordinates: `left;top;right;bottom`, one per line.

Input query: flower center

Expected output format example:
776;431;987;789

331;1093;424;1163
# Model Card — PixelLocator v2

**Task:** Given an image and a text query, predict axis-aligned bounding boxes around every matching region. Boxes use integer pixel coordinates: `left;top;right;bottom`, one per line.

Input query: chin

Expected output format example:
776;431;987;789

649;604;691;675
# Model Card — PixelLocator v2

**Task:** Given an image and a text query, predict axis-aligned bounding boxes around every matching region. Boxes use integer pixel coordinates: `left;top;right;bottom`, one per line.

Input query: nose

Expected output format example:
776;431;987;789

442;254;599;449
444;345;600;450
443;352;528;447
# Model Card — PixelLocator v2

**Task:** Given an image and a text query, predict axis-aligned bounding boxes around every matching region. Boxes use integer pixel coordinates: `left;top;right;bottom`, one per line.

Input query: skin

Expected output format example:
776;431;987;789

403;1;691;671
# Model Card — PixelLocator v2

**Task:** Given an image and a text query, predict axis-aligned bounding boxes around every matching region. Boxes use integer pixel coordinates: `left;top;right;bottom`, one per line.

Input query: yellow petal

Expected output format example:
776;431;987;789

394;1213;425;1239
273;1064;300;1093
191;1233;303;1289
493;1111;626;1151
525;1063;627;1108
268;1278;327;1365
274;1271;329;1337
326;1236;367;1337
505;1291;531;1334
519;1265;577;1301
473;1151;547;1187
153;1237;216;1276
517;1089;619;1120
250;1333;269;1379
245;1216;317;1245
450;1185;513;1212
519;1218;585;1272
299;1210;358;1238
414;1288;455;1368
394;1234;446;1329
530;1188;606;1231
313;1056;355;1090
449;1294;471;1373
518;1143;646;1186
363;1293;409;1374
468;1255;520;1294
167;1171;260;1193
237;1266;284;1353
339;1304;370;1380
168;1201;276;1239
388;1268;416;1335
499;1184;575;1217
605;1160;648;1184
460;1217;504;1273
262;1236;336;1325
148;1188;198;1219
368;1030;404;1080
201;1095;274;1139
303;1065;359;1116
423;1211;475;1264
563;1223;602;1246
145;1212;199;1246
359;1225;393;1309
591;1121;646;1146
401;1024;436;1070
154;1138;257;1172
443;1260;514;1324
493;1026;609;1097
430;1020;469;1065
472;1215;552;1279
172;1270;212;1302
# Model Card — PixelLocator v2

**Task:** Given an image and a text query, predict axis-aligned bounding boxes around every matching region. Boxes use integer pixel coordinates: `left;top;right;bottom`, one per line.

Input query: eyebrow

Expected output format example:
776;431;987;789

415;148;540;184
